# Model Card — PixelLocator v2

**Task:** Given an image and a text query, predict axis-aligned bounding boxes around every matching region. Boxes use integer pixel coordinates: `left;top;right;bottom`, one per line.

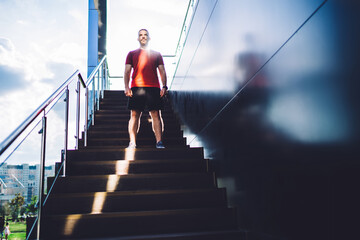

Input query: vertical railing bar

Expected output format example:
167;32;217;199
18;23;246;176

37;113;47;239
84;87;89;147
104;61;108;91
75;79;81;149
102;62;105;98
97;69;100;111
92;75;95;126
105;61;109;90
100;64;102;100
63;87;69;176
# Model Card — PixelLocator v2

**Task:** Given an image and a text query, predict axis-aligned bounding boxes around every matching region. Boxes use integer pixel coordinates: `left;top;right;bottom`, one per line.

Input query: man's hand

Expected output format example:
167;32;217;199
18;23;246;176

160;88;167;98
125;88;133;97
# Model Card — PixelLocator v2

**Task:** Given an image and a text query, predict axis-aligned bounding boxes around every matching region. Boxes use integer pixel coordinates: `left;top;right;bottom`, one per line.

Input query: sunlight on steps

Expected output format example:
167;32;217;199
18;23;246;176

125;147;136;160
64;214;82;236
91;192;107;214
90;152;133;214
106;175;121;193
115;160;132;174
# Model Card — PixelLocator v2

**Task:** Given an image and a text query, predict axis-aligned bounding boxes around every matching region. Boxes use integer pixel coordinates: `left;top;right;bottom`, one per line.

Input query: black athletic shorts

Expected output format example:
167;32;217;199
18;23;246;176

127;87;164;111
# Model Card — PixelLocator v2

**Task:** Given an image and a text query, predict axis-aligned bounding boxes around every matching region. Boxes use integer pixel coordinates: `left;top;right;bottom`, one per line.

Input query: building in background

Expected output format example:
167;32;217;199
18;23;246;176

0;164;54;204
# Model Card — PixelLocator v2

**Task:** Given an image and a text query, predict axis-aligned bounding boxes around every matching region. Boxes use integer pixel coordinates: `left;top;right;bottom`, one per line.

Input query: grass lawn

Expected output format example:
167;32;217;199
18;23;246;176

6;221;26;240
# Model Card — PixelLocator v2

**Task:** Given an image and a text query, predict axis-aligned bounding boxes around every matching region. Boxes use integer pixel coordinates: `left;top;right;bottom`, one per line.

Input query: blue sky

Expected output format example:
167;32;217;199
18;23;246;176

0;0;188;165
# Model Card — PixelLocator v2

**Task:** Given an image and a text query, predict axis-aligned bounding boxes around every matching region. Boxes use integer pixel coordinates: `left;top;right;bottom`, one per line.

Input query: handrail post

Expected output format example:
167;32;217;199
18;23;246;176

98;63;104;100
105;62;110;90
63;87;69;176
92;76;95;126
84;88;89;147
75;79;81;149
102;62;105;98
97;69;100;111
37;114;47;239
104;61;108;91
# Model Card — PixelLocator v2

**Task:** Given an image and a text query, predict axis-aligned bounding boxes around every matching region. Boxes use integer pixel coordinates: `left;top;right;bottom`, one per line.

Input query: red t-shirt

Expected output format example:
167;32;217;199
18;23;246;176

126;48;164;88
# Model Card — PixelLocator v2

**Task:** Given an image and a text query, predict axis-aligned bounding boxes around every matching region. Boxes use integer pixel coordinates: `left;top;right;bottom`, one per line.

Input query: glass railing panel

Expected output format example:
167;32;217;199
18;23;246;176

0;91;70;237
64;79;83;150
87;78;95;128
0;114;43;236
95;71;101;110
0;61;105;238
43;91;67;185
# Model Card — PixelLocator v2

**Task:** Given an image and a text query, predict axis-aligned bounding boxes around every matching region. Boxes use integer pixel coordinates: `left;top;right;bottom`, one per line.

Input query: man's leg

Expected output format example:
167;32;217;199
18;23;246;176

128;110;142;146
149;110;163;143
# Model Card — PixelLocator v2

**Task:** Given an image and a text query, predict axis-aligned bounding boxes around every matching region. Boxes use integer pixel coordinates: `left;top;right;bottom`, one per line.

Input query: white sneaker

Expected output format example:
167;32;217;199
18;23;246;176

126;142;136;149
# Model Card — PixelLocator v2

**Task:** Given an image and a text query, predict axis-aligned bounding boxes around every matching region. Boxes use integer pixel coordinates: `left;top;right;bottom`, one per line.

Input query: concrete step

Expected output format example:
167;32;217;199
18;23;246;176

94;114;178;123
44;188;227;215
79;137;187;148
63;230;247;240
92;118;180;126
83;129;184;139
66;159;208;176
88;123;181;132
67;147;203;161
48;172;217;194
41;207;238;239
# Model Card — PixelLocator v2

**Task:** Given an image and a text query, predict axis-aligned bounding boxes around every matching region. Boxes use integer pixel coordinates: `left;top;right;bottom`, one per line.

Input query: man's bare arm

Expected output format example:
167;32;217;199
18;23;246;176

124;64;132;97
158;64;167;97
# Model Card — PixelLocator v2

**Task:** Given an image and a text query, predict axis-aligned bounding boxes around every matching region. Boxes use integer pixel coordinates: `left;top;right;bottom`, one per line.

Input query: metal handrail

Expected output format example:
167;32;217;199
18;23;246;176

84;55;108;147
86;55;107;86
0;70;85;156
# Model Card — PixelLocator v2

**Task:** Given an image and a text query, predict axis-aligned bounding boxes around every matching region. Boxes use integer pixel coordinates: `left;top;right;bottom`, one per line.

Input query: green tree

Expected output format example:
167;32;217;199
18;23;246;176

0;202;11;219
9;193;25;221
0;203;11;219
25;196;38;216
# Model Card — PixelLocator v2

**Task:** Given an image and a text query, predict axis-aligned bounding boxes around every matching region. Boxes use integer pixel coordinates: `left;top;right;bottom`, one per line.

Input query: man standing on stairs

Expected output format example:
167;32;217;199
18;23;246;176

124;28;168;149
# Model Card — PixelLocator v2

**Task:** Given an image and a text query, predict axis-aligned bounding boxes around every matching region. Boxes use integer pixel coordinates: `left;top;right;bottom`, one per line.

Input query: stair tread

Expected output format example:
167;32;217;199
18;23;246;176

48;188;224;199
68;147;198;152
45;188;227;215
63;230;246;240
53;172;213;179
45;207;233;219
84;137;184;141
68;158;201;162
68;159;205;165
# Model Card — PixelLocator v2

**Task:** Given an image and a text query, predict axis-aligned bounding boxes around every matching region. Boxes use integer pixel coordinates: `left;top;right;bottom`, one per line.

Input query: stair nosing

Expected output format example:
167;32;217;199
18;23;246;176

52;172;213;179
67;159;205;165
47;188;226;199
45;207;233;219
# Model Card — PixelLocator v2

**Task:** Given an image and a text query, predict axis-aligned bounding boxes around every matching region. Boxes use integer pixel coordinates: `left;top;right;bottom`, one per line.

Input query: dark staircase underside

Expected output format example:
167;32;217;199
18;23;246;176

41;90;245;239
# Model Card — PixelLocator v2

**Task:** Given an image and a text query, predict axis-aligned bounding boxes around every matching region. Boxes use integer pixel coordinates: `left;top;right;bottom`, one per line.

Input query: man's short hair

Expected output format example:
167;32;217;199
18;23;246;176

138;29;149;36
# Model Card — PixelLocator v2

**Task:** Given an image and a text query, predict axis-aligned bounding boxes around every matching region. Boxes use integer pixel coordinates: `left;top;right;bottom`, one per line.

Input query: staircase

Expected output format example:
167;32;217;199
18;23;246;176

41;90;245;239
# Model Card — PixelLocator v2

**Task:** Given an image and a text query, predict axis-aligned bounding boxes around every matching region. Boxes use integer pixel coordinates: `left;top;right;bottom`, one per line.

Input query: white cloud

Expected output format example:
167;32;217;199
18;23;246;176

0;38;23;68
0;0;87;155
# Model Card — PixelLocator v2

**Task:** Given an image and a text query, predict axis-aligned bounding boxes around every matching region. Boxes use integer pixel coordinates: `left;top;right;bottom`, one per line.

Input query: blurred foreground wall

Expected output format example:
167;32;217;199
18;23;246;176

170;1;360;239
